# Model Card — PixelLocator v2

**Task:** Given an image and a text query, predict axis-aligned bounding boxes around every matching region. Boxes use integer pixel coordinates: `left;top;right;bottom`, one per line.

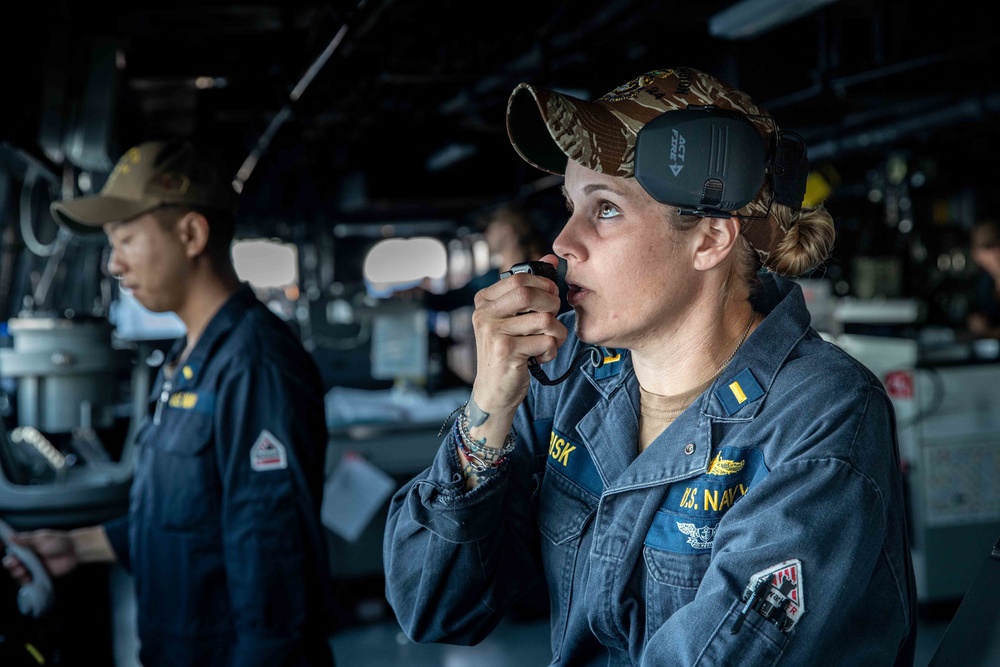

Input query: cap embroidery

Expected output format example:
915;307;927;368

160;171;190;194
674;67;692;94
107;146;142;187
601;69;674;103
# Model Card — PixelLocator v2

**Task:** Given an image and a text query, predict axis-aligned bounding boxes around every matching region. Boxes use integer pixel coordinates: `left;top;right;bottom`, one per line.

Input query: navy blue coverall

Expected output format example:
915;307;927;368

104;284;336;666
384;274;917;666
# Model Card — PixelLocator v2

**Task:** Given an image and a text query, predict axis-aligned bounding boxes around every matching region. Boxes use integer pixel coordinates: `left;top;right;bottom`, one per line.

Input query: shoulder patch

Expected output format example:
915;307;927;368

742;558;805;633
250;430;288;471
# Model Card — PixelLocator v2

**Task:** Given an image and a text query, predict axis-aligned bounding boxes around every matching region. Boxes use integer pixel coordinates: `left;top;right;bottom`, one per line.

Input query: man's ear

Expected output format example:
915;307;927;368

176;211;210;258
692;216;740;271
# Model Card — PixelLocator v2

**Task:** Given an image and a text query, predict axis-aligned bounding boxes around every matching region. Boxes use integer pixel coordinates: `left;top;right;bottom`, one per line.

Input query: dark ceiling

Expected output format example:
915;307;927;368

4;0;1000;237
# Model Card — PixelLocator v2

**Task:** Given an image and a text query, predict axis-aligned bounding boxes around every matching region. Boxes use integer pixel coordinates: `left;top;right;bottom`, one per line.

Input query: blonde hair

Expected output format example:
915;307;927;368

761;203;836;277
668;200;835;295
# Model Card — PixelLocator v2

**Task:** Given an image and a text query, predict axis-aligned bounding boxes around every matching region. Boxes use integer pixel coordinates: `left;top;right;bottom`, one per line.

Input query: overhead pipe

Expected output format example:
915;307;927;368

806;91;1000;161
232;0;372;194
762;30;1000;161
436;0;638;116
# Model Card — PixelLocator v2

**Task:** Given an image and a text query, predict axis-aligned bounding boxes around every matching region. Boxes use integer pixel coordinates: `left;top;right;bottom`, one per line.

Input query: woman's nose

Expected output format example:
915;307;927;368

552;212;587;262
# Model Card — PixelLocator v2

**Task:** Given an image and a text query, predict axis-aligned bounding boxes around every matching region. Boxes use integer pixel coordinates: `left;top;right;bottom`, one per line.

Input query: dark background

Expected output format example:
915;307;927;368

2;0;998;338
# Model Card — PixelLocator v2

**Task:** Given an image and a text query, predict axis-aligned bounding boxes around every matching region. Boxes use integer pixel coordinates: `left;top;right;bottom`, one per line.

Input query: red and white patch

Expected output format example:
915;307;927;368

250;430;287;471
748;558;805;630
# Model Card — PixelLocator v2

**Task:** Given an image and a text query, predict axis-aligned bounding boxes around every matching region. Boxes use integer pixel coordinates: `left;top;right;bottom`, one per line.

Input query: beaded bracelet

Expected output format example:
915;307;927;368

454;407;516;473
457;438;509;474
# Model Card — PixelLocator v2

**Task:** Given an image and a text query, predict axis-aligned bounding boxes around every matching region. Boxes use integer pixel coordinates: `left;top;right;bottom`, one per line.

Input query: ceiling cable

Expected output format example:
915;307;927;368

234;2;369;193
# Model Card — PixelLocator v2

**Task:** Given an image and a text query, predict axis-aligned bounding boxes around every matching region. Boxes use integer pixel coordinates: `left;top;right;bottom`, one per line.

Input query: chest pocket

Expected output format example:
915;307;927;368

538;465;597;545
538;465;598;659
642;446;769;639
140;413;220;532
538;427;601;544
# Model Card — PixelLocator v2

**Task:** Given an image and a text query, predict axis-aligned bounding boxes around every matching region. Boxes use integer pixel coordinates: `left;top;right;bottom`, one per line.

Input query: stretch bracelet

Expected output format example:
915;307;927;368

455;408;516;473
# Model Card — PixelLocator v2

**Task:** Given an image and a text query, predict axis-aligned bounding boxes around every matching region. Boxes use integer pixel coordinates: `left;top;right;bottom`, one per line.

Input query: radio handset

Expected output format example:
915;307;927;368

499;261;604;386
499;260;559;283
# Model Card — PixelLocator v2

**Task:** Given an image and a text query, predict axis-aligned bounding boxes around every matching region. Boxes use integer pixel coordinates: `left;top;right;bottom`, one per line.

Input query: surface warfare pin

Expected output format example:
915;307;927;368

250;430;288;472
731;558;805;635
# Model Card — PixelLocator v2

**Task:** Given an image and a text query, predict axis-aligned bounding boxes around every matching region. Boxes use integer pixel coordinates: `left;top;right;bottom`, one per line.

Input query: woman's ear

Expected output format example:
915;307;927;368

692;215;740;271
176;211;210;258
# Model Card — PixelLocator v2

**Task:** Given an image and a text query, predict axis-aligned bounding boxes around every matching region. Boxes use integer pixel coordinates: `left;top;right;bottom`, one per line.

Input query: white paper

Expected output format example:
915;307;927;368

321;450;397;542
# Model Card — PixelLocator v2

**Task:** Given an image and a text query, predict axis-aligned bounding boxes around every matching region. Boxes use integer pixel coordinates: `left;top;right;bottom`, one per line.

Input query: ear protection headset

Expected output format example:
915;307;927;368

633;105;808;218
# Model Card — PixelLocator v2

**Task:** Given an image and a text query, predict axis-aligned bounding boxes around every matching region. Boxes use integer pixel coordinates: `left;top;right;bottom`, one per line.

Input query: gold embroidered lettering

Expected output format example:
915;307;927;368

704;489;719;512
168;392;199;410
548;431;576;467
557;444;575;466
679;487;698;509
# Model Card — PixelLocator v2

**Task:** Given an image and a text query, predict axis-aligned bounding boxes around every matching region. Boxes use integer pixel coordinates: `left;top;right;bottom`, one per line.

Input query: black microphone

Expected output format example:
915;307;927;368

499;260;558;282
499;261;602;385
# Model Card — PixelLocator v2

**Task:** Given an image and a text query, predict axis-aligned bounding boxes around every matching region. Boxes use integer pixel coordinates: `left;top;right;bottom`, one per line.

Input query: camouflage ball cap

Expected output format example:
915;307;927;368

506;67;773;178
506;67;788;255
51;140;237;234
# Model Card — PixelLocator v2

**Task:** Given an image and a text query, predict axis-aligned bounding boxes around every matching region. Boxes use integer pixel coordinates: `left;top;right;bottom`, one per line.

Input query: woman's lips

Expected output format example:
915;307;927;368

566;282;587;307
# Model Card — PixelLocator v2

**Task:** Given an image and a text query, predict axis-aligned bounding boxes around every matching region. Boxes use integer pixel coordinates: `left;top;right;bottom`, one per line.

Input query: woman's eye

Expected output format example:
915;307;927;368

598;201;621;219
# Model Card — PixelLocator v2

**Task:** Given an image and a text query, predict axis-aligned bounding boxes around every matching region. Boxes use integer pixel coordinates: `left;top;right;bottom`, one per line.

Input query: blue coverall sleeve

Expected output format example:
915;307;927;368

102;515;131;571
213;359;327;666
383;404;547;646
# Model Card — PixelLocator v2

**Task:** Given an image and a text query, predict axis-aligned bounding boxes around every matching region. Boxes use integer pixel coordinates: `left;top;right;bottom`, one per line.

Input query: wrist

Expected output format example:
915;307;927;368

469;382;522;422
69;527;116;564
457;411;515;463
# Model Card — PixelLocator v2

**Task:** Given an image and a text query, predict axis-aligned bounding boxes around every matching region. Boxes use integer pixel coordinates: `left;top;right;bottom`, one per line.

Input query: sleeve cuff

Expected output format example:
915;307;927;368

405;431;511;542
102;515;131;571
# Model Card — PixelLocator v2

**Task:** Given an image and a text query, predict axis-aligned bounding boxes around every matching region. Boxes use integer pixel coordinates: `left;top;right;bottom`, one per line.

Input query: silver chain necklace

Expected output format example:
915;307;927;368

715;309;757;378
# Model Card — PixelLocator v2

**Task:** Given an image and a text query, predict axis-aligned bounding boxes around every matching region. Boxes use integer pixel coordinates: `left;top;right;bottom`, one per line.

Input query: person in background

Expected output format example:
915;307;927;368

422;202;550;313
383;67;917;665
1;140;337;666
421;203;553;385
966;217;1000;338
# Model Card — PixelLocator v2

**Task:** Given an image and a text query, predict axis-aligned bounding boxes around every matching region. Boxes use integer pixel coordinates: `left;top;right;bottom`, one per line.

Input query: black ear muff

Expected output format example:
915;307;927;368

771;132;808;210
634;108;768;217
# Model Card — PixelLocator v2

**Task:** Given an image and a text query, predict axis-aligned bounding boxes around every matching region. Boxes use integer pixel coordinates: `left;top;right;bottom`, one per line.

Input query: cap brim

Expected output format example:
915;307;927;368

506;83;633;177
50;195;161;234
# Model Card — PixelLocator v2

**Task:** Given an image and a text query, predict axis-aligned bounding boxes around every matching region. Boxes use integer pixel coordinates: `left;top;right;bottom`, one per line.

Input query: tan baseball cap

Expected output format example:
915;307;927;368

506;67;789;255
51;140;237;234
